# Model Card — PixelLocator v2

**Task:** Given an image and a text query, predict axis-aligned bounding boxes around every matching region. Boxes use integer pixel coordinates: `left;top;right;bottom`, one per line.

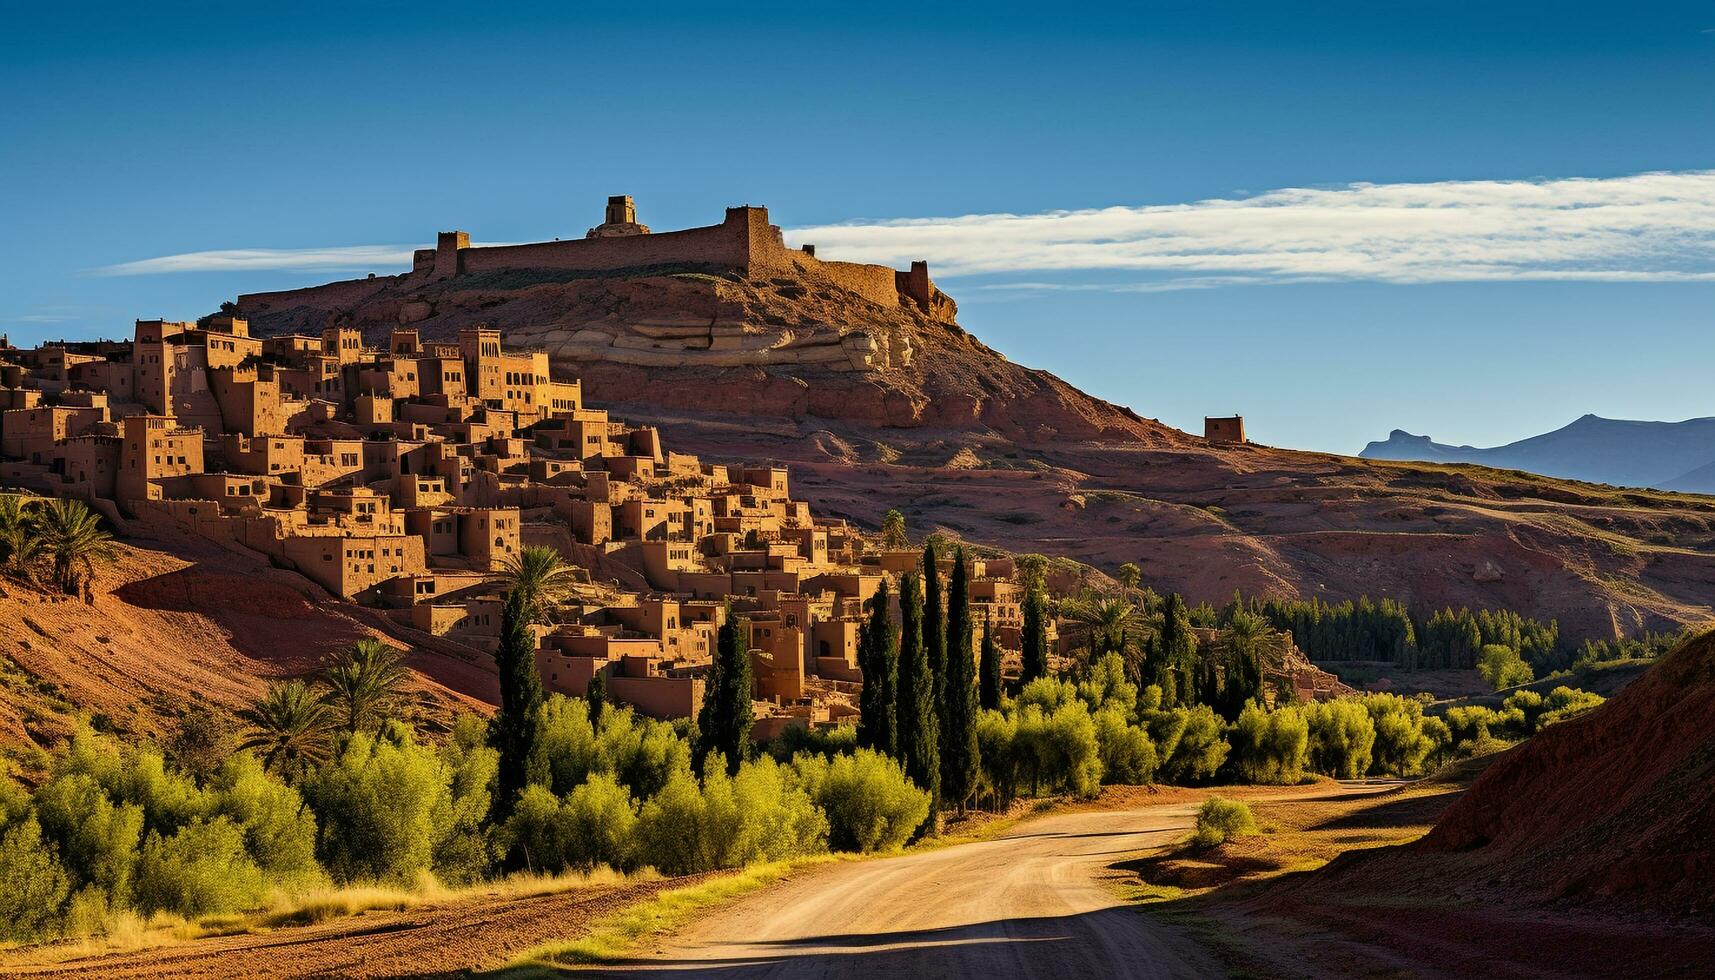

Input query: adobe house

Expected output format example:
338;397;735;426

1205;415;1247;444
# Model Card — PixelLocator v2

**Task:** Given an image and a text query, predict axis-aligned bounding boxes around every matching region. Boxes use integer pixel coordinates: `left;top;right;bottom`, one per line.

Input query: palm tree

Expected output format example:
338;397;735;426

499;545;583;624
320;638;409;734
881;509;908;550
1116;562;1142;595
35;498;115;595
1060;592;1144;657
0;495;43;585
239;680;335;776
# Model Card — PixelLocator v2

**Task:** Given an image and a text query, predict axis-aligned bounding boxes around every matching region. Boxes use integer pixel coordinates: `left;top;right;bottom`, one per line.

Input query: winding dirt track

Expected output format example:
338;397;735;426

583;786;1389;980
4;785;1388;978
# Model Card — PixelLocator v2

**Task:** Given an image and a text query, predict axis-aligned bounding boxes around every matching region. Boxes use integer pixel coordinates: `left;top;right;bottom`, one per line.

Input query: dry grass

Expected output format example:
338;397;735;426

0;868;647;968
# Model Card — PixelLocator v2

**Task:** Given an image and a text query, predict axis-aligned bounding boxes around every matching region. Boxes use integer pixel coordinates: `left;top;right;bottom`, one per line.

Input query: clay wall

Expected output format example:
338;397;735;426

796;257;903;308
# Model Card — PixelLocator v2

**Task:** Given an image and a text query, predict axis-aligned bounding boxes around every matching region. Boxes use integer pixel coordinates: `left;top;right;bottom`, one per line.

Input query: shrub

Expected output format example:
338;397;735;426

500;784;571;874
433;715;499;884
635;758;827;875
33;771;144;903
0;815;71;942
1015;676;1079;714
1539;686;1604;727
304;726;451;884
1078;652;1138;716
1014;701;1103;798
1092;708;1156;784
1305;699;1376;779
1191;797;1256;848
561;773;638;872
1153;705;1230;784
974;708;1020;808
134;816;269;916
1228;704;1309;784
1361;694;1435;776
793;749;929;852
767;722;858;761
635;769;713;875
1477;644;1534;690
208;753;323;890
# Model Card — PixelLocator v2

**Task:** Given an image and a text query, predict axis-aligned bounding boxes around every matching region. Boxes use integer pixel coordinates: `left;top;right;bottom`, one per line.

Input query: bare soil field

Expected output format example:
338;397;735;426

0;876;706;979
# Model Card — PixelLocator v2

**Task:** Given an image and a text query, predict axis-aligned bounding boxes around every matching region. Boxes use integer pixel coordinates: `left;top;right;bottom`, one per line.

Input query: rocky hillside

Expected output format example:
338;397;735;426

239;266;1162;444
1421;628;1715;912
0;527;496;769
236;262;1715;643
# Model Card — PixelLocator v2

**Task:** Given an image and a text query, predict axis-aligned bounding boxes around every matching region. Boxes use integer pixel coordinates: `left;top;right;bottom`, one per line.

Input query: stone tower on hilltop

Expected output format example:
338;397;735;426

586;195;652;238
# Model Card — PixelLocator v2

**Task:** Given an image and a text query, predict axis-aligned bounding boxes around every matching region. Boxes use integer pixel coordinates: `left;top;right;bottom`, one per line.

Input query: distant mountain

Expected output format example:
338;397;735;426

1361;415;1715;493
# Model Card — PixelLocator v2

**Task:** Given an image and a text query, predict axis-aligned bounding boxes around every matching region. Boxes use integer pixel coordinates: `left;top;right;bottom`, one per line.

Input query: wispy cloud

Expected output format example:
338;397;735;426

95;172;1715;290
785;171;1715;287
94;245;424;277
7;314;78;323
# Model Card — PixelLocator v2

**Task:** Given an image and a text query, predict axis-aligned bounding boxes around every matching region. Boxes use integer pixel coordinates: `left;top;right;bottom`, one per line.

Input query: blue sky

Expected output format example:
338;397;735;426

4;2;1712;453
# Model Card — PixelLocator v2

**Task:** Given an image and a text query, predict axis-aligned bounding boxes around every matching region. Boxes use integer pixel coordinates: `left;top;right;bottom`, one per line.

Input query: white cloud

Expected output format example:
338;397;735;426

784;171;1715;287
94;245;422;277
94;172;1715;289
8;314;78;323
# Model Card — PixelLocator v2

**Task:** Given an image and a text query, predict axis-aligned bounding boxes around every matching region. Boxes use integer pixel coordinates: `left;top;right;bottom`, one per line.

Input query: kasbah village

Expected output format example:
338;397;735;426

0;197;1336;736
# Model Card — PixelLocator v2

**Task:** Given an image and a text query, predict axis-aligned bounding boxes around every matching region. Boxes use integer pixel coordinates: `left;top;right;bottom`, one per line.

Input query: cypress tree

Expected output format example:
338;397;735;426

894;571;940;816
858;578;898;757
492;587;547;815
697;612;753;776
1159;592;1198;707
940;549;980;811
1020;587;1049;684
978;612;1002;711
923;540;946;714
586;668;607;728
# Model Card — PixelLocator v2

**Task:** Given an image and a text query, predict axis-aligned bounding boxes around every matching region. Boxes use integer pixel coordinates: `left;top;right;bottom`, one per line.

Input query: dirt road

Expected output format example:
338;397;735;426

0;877;705;980
582;786;1392;979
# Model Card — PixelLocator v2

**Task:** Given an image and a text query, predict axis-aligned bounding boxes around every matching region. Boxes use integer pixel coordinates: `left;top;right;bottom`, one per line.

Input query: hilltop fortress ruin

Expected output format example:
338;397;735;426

229;197;1160;440
235;197;956;378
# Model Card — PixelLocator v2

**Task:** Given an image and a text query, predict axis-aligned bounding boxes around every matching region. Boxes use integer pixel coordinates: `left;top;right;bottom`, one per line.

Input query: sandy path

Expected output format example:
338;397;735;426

582;783;1389;979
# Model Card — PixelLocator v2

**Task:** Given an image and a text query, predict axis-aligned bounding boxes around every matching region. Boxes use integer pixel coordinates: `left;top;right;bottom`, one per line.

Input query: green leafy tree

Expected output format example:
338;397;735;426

239;680;335;776
857;579;898;757
1477;644;1534;690
940;550;981;811
492;588;548;815
320;638;409;735
893;572;940;817
978;614;1002;711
